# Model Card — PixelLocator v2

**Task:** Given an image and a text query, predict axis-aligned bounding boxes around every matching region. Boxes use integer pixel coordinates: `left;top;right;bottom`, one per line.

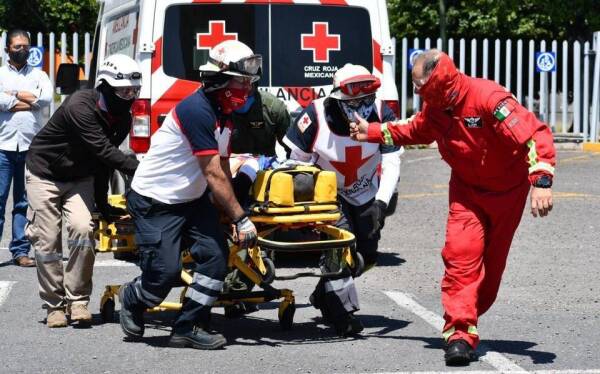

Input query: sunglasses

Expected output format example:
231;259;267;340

337;75;381;96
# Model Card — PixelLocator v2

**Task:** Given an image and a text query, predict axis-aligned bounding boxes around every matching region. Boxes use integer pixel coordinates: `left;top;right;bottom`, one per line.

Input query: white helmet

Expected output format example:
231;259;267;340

199;40;261;81
95;54;142;88
330;63;381;100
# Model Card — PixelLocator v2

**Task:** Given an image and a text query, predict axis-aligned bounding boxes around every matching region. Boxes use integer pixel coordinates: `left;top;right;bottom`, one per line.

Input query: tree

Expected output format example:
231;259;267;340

388;0;600;42
0;0;99;34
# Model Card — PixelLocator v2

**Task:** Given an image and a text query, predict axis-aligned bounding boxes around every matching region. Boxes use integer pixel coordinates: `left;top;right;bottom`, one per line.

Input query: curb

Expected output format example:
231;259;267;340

582;143;600;153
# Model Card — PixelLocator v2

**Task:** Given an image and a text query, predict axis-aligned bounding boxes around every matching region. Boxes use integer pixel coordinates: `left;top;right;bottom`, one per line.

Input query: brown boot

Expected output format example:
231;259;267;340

15;256;35;267
69;304;92;323
47;309;68;328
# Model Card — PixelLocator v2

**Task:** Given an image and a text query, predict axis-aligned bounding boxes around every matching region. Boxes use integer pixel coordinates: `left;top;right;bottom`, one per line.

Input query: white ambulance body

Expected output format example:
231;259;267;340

93;0;399;155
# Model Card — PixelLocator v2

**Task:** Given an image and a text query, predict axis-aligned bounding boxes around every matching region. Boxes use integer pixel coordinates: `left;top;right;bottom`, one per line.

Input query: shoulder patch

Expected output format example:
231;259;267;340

493;100;514;121
463;117;482;128
297;112;312;133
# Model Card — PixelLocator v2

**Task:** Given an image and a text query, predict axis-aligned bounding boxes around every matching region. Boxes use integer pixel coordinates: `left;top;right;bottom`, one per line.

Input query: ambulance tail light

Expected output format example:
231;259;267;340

130;99;151;154
384;100;400;118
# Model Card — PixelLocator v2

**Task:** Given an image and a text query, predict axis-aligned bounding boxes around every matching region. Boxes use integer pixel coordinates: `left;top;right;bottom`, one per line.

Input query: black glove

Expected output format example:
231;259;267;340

359;199;387;239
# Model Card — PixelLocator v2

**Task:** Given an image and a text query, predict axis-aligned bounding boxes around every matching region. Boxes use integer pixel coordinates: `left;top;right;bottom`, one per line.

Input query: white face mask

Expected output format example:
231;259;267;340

339;95;376;122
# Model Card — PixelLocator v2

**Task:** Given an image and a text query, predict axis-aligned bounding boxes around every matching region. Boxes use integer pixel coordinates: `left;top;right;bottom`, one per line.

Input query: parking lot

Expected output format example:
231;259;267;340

0;148;599;374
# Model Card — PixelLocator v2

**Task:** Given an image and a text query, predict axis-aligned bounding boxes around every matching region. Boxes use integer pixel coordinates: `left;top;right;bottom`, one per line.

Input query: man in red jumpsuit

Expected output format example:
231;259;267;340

350;49;555;366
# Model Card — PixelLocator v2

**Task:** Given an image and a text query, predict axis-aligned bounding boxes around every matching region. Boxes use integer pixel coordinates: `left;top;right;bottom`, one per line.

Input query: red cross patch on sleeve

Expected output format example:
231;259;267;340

298;112;312;133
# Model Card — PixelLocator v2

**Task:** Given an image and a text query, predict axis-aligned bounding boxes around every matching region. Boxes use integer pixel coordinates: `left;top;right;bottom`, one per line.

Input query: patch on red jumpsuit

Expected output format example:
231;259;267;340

463;117;482;128
493;100;515;122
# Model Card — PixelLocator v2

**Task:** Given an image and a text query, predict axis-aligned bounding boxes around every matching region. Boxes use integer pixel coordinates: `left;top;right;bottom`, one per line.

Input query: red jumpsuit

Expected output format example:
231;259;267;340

366;53;556;348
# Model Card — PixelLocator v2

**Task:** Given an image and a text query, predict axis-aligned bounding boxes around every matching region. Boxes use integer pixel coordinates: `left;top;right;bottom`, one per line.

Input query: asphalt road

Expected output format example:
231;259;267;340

0;148;599;374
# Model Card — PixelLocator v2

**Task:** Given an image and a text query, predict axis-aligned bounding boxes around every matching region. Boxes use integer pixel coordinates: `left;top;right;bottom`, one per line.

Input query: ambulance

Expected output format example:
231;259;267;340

87;0;400;156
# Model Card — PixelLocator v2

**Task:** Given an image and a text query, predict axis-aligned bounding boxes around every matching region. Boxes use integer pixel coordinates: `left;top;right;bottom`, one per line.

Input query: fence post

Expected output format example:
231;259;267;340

470;38;477;77
517;40;523;103
0;32;6;66
590;31;600;142
448;38;454;60
562;41;569;134
528;40;535;112
583;42;591;138
494;39;500;83
550;40;558;130
49;32;55;115
482;38;489;79
505;39;512;91
573;41;581;134
413;37;420;113
84;33;91;80
459;38;465;72
539;40;547;123
401;37;408;119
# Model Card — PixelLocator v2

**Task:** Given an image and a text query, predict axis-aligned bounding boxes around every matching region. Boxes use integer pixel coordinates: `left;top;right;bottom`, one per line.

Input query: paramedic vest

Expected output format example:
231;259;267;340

312;98;383;206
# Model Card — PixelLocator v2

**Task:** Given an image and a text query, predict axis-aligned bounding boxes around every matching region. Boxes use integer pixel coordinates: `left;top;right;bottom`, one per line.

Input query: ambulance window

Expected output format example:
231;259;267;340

163;4;269;85
104;10;139;58
270;5;373;87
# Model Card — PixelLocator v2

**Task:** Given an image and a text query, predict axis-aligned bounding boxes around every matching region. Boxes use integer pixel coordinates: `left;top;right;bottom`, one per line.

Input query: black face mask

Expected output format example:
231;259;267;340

9;49;29;66
97;81;134;116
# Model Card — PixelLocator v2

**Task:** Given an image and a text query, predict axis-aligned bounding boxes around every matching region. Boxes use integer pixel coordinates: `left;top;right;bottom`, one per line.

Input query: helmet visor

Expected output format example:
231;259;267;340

336;75;381;97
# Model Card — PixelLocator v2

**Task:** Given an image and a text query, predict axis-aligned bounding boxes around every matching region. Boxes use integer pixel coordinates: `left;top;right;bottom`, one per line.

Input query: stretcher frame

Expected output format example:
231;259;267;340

95;195;360;330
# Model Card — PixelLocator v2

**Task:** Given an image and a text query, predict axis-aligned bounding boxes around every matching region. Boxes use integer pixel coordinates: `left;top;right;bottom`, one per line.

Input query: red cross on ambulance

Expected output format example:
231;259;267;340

330;146;373;187
197;20;238;50
301;22;341;63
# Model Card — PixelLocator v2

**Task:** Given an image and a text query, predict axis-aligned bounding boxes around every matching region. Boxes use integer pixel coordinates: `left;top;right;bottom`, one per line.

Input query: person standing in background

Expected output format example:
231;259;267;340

0;29;52;267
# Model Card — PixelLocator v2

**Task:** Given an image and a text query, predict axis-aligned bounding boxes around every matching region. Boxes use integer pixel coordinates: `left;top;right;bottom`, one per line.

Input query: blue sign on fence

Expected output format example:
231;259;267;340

27;46;44;68
535;51;556;73
408;48;424;70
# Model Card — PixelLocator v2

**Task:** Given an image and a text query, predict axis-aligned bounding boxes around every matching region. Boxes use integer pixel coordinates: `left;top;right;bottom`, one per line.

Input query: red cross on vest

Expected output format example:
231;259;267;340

196;21;238;50
301;22;340;63
330;146;373;187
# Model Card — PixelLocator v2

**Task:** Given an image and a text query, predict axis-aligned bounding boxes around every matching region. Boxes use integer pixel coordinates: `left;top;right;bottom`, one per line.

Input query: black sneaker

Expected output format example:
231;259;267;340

118;284;145;339
445;339;475;366
334;313;364;337
169;326;227;350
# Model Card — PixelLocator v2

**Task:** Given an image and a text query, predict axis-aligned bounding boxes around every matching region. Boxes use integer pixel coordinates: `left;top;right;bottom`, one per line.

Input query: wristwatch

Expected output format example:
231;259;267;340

533;175;553;188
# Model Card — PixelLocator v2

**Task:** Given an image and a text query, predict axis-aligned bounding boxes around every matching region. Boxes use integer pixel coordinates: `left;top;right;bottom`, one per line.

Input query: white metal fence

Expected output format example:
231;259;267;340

2;31;600;142
399;33;600;142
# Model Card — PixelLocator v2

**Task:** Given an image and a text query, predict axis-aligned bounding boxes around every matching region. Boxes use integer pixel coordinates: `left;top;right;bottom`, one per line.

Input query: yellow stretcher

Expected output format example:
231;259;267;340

95;165;362;330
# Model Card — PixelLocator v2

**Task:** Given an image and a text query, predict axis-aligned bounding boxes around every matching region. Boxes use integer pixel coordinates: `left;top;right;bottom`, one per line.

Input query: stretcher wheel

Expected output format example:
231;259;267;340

278;302;295;330
262;257;276;284
100;298;115;322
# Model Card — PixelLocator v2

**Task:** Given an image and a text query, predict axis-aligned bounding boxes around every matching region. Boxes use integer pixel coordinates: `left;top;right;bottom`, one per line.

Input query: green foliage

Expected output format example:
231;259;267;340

0;0;99;34
388;0;600;42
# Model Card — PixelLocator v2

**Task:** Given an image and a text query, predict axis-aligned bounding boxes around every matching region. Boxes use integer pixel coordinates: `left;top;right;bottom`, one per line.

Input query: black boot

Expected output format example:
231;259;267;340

169;326;227;350
118;283;145;339
333;313;364;337
445;339;475;366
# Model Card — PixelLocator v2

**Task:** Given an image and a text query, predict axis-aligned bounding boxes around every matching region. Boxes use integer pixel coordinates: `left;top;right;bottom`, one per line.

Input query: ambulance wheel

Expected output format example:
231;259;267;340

262;257;276;284
101;298;115;323
351;252;365;277
279;302;295;330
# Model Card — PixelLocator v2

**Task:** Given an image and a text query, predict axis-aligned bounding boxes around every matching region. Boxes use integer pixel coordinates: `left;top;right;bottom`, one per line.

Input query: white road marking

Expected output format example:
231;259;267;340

384;291;526;373
405;156;439;164
368;371;600;374
94;259;136;267
0;281;16;307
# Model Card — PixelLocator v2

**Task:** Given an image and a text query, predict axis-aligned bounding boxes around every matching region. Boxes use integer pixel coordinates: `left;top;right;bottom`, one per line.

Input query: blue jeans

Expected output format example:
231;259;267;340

0;150;30;259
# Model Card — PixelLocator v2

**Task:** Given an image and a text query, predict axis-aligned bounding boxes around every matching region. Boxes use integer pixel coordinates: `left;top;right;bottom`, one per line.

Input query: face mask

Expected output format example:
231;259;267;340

339;95;376;122
9;50;29;66
216;87;249;115
233;94;255;114
98;81;135;116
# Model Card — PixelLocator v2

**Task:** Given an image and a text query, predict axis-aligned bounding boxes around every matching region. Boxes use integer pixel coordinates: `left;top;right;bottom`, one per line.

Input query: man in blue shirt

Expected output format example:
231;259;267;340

0;29;52;267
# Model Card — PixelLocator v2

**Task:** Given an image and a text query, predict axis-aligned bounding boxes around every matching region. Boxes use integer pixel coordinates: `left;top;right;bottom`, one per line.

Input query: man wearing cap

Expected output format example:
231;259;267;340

25;54;141;328
283;63;403;336
118;40;259;350
350;49;555;365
